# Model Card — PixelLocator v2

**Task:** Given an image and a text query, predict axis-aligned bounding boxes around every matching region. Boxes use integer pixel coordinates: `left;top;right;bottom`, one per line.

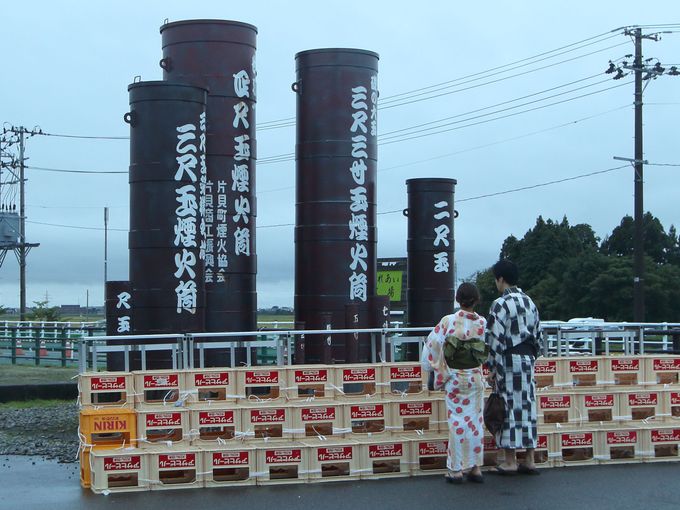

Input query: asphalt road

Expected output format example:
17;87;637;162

2;456;679;510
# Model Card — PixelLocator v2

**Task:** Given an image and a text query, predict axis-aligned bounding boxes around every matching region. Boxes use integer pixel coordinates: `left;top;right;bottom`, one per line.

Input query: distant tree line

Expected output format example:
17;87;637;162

473;213;680;322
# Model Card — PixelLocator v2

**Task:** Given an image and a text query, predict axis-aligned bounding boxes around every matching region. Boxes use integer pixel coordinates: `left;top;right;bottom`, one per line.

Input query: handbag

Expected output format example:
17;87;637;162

484;390;505;436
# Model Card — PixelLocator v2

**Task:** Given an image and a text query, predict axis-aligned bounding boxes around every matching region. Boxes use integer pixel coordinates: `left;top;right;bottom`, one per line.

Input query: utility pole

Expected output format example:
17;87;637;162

104;206;109;289
18;129;27;320
632;27;645;323
0;125;41;320
607;27;680;322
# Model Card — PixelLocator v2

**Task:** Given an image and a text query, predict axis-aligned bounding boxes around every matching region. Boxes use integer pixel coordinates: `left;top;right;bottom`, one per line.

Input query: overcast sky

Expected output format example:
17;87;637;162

0;1;678;308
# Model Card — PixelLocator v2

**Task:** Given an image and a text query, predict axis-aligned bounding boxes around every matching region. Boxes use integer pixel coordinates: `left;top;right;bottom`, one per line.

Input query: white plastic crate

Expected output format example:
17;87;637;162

334;364;379;400
644;427;680;462
344;402;390;436
604;357;644;386
236;367;286;402
556;431;597;466
241;405;295;440
79;372;134;408
576;391;618;424
189;407;241;445
538;393;580;425
255;444;308;485
137;409;190;446
534;358;560;389
290;403;347;439
617;390;668;422
562;357;606;387
644;356;680;385
133;371;182;407
90;449;150;494
148;449;204;490
388;400;438;433
597;428;644;464
358;438;411;479
303;439;361;482
285;366;335;400
408;434;449;475
202;446;257;486
380;363;429;399
184;369;238;405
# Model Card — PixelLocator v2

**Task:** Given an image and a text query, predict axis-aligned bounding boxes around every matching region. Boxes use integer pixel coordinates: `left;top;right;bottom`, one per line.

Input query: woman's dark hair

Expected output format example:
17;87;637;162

492;259;519;285
456;282;480;309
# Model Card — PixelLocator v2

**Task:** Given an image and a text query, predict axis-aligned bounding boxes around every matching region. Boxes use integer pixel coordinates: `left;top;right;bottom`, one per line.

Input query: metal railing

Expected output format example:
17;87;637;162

74;320;680;373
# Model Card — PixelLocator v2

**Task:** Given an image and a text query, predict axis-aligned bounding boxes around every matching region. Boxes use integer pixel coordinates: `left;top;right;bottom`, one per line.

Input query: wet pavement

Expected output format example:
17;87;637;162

1;455;679;510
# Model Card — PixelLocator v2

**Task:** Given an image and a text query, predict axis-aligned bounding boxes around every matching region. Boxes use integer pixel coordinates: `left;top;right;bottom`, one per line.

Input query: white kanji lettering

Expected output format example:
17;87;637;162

175;185;198;217
233;101;250;129
234;135;251;161
434;252;449;273
349;272;368;302
116;292;131;310
175;280;197;314
351;86;368;109
350;243;368;271
117;316;131;333
233;196;250;224
351;135;368;158
350;159;366;185
234;227;250;256
350;187;368;212
232;164;250;192
348;213;368;241
174;216;197;248
233;70;251;98
174;249;197;279
433;224;450;247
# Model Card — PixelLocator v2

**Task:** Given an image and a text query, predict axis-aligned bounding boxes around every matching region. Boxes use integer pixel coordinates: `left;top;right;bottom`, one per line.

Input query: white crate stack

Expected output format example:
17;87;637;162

79;355;680;493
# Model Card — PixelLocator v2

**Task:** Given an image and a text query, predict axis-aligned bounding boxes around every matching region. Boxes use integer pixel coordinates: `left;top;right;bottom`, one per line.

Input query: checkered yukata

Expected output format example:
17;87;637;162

485;287;542;449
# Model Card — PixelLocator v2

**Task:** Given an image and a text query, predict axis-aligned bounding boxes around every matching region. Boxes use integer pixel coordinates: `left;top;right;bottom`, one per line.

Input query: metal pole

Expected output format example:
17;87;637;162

104;207;109;292
18;128;26;321
633;28;645;322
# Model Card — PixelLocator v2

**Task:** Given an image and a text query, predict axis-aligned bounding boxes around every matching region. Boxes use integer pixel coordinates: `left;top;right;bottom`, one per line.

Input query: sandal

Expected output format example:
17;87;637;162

517;464;540;475
490;466;517;476
467;472;484;483
445;472;464;484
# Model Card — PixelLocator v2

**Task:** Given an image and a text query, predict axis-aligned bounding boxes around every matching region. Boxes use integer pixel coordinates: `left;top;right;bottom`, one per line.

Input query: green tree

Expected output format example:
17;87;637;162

28;300;61;321
600;213;674;264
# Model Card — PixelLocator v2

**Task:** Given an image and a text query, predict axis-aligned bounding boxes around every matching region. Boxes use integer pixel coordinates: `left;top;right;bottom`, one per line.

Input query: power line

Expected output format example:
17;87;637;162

256;104;630;194
26;165;126;174
376;165;630;215
377;105;630;173
26;220;127;232
379;41;629;109
378;80;631;145
647;162;680;167
379;74;611;138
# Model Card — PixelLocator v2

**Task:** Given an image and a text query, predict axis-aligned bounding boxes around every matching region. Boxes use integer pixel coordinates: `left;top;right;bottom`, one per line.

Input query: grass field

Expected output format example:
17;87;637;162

0;365;78;385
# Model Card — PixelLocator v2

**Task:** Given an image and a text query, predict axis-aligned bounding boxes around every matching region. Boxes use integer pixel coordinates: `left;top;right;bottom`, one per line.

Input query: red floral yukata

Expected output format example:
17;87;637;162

422;310;487;471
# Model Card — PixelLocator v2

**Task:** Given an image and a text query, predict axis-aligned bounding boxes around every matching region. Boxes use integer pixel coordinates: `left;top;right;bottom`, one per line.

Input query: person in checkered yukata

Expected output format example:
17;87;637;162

485;259;543;475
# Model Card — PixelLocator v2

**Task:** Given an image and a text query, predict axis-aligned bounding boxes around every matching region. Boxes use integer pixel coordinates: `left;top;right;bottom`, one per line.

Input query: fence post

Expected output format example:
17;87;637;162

60;327;67;368
10;328;17;365
34;330;40;366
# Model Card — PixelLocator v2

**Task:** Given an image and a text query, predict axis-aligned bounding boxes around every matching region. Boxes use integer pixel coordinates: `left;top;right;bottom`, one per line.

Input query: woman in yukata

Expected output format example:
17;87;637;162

421;282;488;484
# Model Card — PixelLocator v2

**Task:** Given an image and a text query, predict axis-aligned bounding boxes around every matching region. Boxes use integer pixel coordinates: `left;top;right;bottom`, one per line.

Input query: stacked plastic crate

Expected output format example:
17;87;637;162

77;354;680;493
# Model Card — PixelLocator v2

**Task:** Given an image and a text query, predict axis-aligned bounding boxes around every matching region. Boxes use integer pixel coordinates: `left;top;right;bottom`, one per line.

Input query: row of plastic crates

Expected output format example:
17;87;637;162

537;388;680;424
82;426;680;493
79;400;449;448
79;364;432;407
78;355;680;408
79;388;680;451
534;355;680;388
